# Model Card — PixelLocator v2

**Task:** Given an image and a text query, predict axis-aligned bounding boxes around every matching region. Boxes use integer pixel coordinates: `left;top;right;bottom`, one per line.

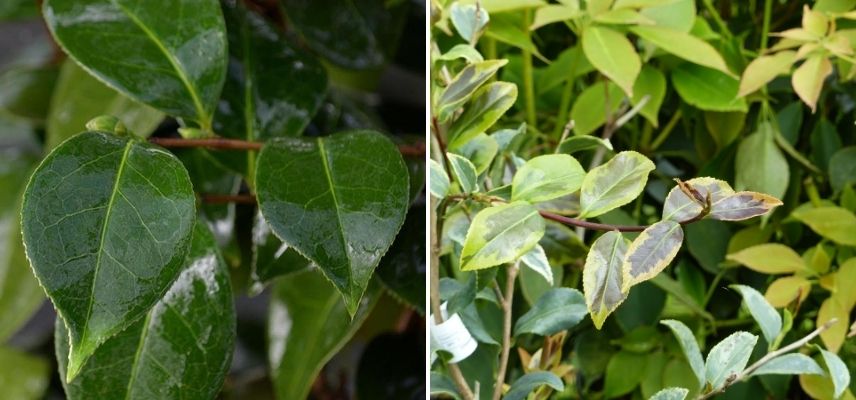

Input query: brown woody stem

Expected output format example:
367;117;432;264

148;137;425;156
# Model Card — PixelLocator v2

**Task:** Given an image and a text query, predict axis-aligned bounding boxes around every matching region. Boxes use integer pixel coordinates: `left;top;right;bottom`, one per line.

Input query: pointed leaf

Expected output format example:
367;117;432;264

512;154;585;203
580;151;655;218
631;25;730;74
672;64;747;112
437;60;507;121
255;130;409;315
792;206;856;246
709;192;783;221
727;244;807;274
460;201;546;271
792;54;832;113
622;220;684;290
661;320;706;388
504;371;564;400
820;349;850;398
705;331;758;390
448;81;518;148
731;285;782;345
21;131;196;381
558;135;613;154
737;51;796;97
582;25;640;96
43;0;227;128
662;177;734;222
735;123;789;200
268;268;379;400
448;153;479;193
531;4;580;30
56;223;235;397
514;288;586;336
650;387;690;400
751;353;824;376
818;298;848;352
429;159;450;198
450;2;489;42
520;244;553;285
584;231;629;329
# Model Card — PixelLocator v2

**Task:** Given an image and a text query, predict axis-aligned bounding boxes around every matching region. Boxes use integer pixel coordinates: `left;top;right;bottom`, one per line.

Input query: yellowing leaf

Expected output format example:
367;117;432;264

582;25;640;96
531;4;580;30
631;25;731;75
583;231;629;329
460;202;546;271
792;206;856;246
726;244;807;274
622;220;683;290
792;54;832;113
835;258;856;310
818;297;848;352
802;5;829;37
737;51;796;97
765;276;811;308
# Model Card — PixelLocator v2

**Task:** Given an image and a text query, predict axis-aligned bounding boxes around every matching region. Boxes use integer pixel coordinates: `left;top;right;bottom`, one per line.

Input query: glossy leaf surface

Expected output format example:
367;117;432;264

250;213;311;293
631;25;730;74
672;64;747;112
582;25;640;96
255;130;409;315
21;131;196;380
460;201;545;271
56;223;235;399
708;191;782;221
512;154;585;203
580;151;655;218
268;268;379;400
622;220;684;290
43;0;228;128
513;288;586;336
583;231;629;329
705;331;758;390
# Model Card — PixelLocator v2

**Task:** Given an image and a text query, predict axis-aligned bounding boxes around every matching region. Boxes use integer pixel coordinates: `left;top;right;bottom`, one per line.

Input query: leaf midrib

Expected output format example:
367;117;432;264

596;233;622;312
631;222;680;275
317;138;351;289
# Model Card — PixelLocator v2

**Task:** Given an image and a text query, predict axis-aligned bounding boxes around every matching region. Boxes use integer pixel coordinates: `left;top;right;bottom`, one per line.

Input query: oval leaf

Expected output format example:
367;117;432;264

21;131;196;381
56;223;234;398
255;130;409;316
43;0;227;128
735;123;789;200
792;54;832;113
727;243;807;274
792;206;856;246
584;231;629;329
448;153;479;193
582;25;640;96
705;331;758;390
751;353;824;376
631;25;731;74
460;201;546;271
514;287;586;336
580;151;655;218
820;349;850;398
269;268;379;400
661;319;706;388
512;154;585;203
709;191;783;221
738;51;796;97
731;284;782;346
504;371;564;400
662;177;734;222
672;64;747;112
570;81;625;136
622;220;684;290
437;60;507;121
448;81;518;148
765;276;811;308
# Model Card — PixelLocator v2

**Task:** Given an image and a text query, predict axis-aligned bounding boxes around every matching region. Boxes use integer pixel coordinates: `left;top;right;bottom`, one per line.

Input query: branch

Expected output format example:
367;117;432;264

148;136;425;156
492;262;519;400
538;210;706;233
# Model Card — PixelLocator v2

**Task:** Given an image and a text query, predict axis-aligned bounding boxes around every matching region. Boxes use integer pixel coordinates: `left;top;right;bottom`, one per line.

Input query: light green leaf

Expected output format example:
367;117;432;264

584;231;629;329
650;387;690;400
632;65;666;127
0;347;49;400
512;154;584;203
580;151;655;218
558;135;613;154
515;287;586;336
452;133;499;174
255;130;409;315
570;81;625;136
448;153;479;193
504;371;564;400
594;8;654;25
520;244;553;285
43;0;227;129
751;353;824;376
437;60;507;121
737;51;796;97
622;220;683;290
820;349;850;398
460;201;546;271
430;159;451;198
56;223;234;398
731;284;782;346
639;0;695;31
792;54;832;113
631;25;730;74
47;60;163;151
477;0;546;13
727;244;807;274
672;64;747;112
735;123;789;200
269;268;379;400
436;44;484;63
485;14;547;62
450;2;490;42
21;131;196;381
448;81;518;148
792;206;856;246
705;331;758;390
531;4;580;30
662;177;734;222
661;320;706;388
582;25;640;96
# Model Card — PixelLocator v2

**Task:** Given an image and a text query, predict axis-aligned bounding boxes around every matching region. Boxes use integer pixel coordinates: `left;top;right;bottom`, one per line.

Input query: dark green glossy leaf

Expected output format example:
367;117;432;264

279;0;407;70
43;0;228;128
514;287;586;336
503;371;564;400
213;0;327;175
0;150;43;342
268;268;379;400
173;148;240;246
21;131;196;380
249;212;312;294
56;223;235;399
0;65;59;123
377;207;426;314
47;60;163;151
671;64;747;112
0;347;49;400
255;130;409;315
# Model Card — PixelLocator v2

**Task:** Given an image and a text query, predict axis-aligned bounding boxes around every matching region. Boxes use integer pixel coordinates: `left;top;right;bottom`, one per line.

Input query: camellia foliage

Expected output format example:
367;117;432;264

430;0;856;399
1;0;424;398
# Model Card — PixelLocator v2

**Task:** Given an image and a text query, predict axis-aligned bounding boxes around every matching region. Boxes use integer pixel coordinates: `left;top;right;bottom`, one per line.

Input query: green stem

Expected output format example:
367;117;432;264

760;0;773;52
552;78;575;138
522;9;537;129
649;110;682;151
702;0;731;38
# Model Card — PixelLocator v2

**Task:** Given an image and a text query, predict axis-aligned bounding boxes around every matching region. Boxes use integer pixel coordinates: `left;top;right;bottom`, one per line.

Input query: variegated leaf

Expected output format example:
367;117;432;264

460;202;546;271
583;231;629;329
709;192;782;221
511;154;585;203
579;151;655;218
662;177;734;221
622;220;683;291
